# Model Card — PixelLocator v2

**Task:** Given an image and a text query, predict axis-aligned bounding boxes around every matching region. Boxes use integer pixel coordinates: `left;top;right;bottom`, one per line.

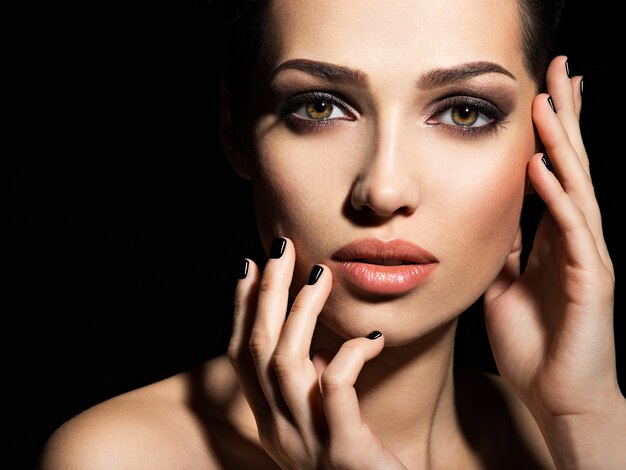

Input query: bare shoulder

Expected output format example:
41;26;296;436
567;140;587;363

39;355;277;470
454;367;554;469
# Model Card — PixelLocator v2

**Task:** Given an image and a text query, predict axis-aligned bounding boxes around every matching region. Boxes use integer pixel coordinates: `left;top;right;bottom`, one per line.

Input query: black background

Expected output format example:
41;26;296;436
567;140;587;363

6;2;624;468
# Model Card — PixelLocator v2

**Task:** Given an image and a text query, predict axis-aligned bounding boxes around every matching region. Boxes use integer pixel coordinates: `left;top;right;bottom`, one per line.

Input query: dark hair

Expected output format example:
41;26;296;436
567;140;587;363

517;0;567;90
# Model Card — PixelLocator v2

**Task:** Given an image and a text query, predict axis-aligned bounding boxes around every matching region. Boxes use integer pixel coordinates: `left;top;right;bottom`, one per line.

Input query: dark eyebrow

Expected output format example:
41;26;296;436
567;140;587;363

271;59;514;90
416;61;516;88
271;59;369;87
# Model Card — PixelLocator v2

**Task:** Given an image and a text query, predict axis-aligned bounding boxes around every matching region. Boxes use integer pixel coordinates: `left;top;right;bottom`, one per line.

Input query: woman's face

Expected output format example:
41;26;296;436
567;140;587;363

246;0;537;345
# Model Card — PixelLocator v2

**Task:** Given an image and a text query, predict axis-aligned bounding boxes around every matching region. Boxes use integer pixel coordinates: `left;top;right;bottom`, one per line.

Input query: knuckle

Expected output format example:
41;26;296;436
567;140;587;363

227;338;247;368
320;368;350;392
271;346;297;378
226;341;239;365
248;327;272;360
258;277;277;296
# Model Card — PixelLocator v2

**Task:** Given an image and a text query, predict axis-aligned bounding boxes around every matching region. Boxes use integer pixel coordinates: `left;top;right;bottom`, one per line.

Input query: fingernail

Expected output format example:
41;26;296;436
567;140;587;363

366;330;382;340
238;259;249;279
269;237;287;259
565;60;570;78
547;96;556;113
307;265;324;285
580;78;584;95
541;154;553;172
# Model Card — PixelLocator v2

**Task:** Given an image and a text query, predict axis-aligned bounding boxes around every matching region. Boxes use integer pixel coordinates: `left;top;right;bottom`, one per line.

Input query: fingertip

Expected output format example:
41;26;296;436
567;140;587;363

527;152;560;205
236;257;260;281
366;330;382;340
234;258;261;302
528;152;548;180
529;152;553;176
579;77;584;96
362;330;385;357
549;54;568;73
306;264;324;285
540;153;553;173
531;92;551;114
268;237;288;259
238;258;250;279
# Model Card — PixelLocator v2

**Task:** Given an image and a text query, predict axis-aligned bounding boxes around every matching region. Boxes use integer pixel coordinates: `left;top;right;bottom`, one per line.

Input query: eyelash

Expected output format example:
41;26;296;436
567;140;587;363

278;91;507;136
279;91;356;131
426;95;507;137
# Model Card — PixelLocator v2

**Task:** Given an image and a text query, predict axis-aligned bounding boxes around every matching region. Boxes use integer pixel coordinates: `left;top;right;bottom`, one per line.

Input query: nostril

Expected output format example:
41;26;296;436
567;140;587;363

352;196;415;218
349;165;420;217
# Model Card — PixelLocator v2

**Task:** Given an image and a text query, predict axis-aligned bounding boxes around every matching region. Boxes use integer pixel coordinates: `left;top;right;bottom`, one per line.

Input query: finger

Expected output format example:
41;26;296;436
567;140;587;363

273;264;332;426
320;332;385;442
545;55;587;165
571;75;583;119
227;258;271;416
249;237;296;415
532;93;603;237
528;153;612;275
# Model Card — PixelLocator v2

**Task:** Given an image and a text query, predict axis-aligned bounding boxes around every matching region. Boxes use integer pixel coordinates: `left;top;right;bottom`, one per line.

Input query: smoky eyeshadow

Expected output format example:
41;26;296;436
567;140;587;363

426;82;518;117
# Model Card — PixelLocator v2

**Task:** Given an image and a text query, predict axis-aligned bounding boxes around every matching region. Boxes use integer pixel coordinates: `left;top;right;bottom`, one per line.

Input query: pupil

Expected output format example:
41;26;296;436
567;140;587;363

315;101;328;113
459;107;471;119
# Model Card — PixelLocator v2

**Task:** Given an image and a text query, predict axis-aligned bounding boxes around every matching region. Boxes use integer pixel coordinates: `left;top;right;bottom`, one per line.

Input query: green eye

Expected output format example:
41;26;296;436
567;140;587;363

284;91;352;123
305;100;334;120
430;99;494;130
450;105;479;127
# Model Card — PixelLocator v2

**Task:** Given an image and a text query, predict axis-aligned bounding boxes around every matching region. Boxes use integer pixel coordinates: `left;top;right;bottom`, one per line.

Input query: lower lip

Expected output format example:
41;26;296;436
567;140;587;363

333;261;437;295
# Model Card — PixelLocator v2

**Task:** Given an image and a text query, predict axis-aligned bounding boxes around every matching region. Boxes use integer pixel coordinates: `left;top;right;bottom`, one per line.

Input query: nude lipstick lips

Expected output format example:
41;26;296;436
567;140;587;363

331;238;438;295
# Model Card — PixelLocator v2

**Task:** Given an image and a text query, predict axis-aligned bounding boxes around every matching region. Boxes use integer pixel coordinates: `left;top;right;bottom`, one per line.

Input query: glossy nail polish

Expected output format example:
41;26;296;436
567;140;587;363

238;259;249;279
307;265;324;285
366;330;382;340
565;60;570;78
547;96;556;113
541;154;553;172
580;78;584;95
269;237;287;259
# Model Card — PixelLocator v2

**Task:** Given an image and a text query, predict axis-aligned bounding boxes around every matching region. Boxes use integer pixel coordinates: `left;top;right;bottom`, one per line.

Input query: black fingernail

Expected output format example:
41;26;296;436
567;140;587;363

565;60;570;78
238;259;249;279
547;96;556;113
307;265;324;285
366;330;382;340
269;237;286;259
580;78;584;95
541;154;553;172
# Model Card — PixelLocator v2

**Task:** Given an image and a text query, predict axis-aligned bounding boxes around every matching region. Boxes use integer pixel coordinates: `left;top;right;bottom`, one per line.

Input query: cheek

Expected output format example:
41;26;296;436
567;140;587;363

434;131;534;286
251;132;345;256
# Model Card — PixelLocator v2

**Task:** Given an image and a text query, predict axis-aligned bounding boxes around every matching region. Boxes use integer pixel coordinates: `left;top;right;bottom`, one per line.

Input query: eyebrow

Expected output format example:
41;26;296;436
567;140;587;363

271;59;516;89
416;61;517;88
271;59;369;87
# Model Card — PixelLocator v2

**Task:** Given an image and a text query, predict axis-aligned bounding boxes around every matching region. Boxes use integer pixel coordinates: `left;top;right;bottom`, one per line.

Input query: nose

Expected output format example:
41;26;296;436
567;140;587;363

350;119;420;218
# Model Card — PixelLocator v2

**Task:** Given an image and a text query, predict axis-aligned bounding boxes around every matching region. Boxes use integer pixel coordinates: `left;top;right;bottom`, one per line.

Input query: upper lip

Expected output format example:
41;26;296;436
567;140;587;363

332;238;438;265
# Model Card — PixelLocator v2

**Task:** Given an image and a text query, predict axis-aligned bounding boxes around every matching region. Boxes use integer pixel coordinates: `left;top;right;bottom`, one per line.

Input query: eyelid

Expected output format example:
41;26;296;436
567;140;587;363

424;95;509;137
427;95;504;122
278;91;358;120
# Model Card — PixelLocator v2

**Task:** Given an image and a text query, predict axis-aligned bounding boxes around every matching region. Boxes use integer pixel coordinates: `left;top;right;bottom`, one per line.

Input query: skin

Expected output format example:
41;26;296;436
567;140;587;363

39;0;625;469
245;0;536;345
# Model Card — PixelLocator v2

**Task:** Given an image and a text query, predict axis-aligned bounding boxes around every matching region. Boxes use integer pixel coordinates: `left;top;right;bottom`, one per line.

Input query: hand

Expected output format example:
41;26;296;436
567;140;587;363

227;237;407;469
484;55;625;466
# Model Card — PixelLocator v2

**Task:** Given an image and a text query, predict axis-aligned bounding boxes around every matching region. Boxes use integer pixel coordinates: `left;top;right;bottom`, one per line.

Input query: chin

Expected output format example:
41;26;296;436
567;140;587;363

318;296;459;348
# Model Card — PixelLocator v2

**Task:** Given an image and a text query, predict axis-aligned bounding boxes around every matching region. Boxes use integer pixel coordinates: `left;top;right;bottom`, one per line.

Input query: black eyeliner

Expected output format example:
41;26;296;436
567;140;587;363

426;95;508;137
278;91;358;132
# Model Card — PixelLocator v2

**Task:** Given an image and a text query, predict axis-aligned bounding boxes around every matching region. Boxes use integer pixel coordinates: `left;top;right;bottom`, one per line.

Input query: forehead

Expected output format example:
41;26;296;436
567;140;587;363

264;0;525;77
